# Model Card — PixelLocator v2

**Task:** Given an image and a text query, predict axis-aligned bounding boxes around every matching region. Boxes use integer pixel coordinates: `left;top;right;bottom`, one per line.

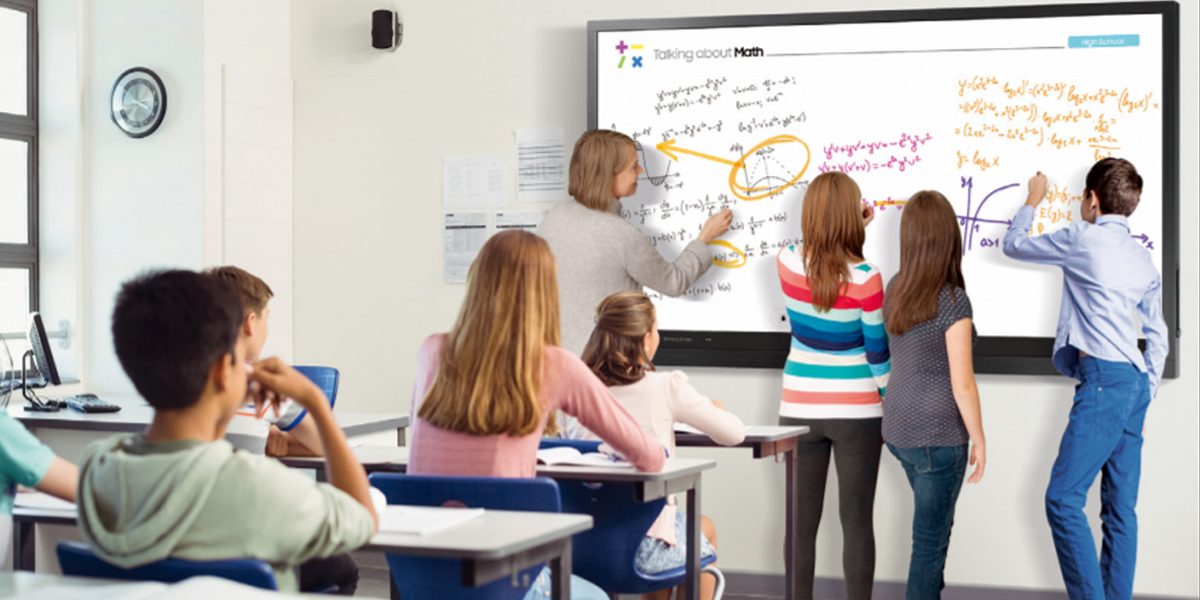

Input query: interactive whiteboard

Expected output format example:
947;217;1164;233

588;3;1180;375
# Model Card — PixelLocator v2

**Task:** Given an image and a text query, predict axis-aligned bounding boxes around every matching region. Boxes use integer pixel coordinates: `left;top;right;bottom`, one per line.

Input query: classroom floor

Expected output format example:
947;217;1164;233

351;550;782;599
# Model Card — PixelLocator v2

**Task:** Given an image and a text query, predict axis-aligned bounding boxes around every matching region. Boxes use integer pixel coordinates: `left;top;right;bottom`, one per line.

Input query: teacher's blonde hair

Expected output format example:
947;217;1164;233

418;230;562;436
568;129;636;211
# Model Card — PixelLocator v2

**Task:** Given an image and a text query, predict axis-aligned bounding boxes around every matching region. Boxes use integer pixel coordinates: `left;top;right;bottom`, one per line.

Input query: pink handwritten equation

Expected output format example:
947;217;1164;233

823;133;933;160
818;155;922;174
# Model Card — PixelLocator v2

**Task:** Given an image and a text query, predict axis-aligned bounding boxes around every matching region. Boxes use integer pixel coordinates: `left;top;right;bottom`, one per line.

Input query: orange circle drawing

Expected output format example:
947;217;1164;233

728;134;811;201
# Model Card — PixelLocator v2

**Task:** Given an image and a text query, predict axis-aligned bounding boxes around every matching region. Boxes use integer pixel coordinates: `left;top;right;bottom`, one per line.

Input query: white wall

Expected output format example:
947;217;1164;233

204;0;294;363
38;0;294;393
290;0;1199;596
37;0;82;380
81;0;207;395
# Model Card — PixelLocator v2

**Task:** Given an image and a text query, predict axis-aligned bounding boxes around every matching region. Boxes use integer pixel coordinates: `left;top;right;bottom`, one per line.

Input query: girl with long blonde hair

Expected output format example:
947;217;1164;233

408;230;665;599
776;171;889;600
410;229;662;473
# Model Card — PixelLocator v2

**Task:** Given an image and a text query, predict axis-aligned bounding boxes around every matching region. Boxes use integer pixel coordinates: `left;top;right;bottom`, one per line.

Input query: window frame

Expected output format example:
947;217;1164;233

0;0;38;313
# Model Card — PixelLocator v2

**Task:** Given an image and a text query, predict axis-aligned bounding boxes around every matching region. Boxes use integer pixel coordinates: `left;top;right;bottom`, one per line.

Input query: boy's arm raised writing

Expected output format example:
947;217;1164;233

1002;205;1077;266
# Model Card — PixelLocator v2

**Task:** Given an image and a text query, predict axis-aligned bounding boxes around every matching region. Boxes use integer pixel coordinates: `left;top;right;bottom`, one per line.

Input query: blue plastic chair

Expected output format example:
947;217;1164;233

56;541;278;590
538;438;723;598
369;473;561;600
278;366;340;434
294;366;340;407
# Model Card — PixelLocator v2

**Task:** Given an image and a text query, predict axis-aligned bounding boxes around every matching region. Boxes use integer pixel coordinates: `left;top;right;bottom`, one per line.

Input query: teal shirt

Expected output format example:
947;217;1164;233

1;412;56;514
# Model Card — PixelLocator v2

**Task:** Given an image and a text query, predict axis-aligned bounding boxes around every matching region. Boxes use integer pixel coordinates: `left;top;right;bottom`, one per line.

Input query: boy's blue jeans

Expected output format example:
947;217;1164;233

1047;356;1151;600
887;444;968;600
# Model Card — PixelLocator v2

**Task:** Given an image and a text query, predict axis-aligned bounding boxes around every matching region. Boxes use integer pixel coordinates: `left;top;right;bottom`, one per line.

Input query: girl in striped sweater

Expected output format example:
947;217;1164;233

776;170;889;600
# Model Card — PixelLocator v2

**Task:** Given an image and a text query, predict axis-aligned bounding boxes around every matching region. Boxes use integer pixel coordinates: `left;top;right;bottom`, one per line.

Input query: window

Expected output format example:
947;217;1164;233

0;0;36;359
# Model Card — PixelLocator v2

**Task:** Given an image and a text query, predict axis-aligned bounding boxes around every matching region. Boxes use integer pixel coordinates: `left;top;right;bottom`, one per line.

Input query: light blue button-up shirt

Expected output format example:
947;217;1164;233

1003;205;1168;397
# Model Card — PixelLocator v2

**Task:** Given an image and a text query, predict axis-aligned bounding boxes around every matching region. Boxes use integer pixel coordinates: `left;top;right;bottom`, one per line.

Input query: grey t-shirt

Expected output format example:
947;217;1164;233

881;282;976;448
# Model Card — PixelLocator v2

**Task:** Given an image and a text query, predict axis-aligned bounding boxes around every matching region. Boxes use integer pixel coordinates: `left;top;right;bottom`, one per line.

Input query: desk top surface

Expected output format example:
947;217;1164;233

0;571;384;599
366;510;592;559
8;397;408;437
11;500;589;564
283;446;715;482
674;425;810;446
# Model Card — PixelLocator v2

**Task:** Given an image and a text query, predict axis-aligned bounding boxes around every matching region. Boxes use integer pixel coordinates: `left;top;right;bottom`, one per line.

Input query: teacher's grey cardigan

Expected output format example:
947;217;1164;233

538;199;712;355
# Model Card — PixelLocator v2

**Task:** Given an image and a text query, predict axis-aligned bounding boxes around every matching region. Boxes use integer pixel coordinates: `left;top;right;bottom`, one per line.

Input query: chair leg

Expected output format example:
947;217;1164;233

701;565;725;600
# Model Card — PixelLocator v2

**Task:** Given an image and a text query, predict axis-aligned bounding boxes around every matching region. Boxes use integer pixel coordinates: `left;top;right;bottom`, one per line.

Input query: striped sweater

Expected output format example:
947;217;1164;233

777;245;890;419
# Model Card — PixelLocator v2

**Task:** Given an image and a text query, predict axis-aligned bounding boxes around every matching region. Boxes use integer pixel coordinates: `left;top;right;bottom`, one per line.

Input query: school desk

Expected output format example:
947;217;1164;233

674;425;809;600
281;449;716;600
7;397;410;452
10;499;590;600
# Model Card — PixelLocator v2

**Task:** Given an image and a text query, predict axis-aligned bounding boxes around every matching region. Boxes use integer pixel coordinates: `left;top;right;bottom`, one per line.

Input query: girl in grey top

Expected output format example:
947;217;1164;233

881;190;985;600
539;130;733;356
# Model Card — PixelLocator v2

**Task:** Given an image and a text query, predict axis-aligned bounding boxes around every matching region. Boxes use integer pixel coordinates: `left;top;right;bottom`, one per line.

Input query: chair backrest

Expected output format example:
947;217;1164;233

538;437;602;453
294;366;340;407
56;541;278;590
368;473;560;600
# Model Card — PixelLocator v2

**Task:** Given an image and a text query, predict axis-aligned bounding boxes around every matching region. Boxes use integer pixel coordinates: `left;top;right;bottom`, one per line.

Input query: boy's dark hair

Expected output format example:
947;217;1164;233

203;265;274;316
112;270;244;411
1085;157;1142;216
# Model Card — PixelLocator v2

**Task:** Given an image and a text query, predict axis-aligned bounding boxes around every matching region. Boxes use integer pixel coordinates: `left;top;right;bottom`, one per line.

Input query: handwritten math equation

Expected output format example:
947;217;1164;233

953;76;1159;168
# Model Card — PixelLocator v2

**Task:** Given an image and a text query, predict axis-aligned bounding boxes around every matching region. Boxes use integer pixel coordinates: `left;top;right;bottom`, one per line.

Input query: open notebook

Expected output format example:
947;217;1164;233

535;446;631;468
378;505;485;535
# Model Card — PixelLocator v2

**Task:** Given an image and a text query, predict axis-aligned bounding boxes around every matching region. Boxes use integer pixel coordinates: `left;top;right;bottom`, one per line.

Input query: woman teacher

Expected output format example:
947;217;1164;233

539;129;733;357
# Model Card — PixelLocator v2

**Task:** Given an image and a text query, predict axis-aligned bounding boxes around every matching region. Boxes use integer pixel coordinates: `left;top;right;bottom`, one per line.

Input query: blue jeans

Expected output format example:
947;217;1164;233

1047;356;1151;600
887;444;968;600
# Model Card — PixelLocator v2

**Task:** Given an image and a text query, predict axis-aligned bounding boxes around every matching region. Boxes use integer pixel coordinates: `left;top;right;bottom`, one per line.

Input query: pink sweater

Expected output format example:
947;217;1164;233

407;334;665;477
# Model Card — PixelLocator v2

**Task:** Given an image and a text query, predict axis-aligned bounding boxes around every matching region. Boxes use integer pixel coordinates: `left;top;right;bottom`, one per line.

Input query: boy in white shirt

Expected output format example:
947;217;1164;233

205;266;321;457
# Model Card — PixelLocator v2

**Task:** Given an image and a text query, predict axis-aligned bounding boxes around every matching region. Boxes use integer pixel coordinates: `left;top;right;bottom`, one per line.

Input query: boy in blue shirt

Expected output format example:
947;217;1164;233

1003;158;1168;600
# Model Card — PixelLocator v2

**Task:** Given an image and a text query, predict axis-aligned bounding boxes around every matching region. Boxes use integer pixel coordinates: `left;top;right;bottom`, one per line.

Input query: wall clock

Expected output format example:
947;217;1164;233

110;67;167;138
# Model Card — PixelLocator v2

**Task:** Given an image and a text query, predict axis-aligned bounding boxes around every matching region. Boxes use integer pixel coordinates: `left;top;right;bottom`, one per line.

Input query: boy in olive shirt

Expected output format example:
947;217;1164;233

76;270;377;593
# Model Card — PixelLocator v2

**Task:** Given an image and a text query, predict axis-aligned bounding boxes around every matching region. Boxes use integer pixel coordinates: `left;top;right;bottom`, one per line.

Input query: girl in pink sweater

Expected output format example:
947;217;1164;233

576;291;745;600
408;230;664;478
408;231;664;600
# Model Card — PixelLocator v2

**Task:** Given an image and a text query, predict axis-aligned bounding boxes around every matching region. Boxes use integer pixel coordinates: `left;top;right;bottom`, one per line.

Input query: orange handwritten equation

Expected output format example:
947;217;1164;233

954;76;1159;163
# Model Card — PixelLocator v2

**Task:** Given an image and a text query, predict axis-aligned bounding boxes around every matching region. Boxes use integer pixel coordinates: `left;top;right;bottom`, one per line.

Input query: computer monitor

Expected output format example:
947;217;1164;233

22;312;62;410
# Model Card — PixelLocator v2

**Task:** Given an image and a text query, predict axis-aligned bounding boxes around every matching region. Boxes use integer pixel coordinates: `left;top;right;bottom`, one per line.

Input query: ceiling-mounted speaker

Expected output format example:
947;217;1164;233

372;9;402;50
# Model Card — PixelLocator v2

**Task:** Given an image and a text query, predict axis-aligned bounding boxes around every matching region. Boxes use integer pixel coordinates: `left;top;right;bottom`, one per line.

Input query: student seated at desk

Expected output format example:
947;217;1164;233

76;270;377;594
204;265;357;594
408;230;664;600
1;412;77;567
572;291;744;600
205;266;321;458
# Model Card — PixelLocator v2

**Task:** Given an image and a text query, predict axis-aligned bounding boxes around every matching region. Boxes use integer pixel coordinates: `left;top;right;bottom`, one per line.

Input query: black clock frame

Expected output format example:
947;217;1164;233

110;66;167;139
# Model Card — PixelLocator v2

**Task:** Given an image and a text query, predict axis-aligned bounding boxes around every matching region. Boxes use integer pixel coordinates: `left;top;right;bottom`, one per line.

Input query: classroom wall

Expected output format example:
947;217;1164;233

290;0;1199;596
80;0;207;395
37;0;294;392
203;0;295;363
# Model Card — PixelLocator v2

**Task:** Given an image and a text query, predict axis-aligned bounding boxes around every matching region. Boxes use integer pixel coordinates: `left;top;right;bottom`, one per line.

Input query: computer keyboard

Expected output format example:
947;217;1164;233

64;394;122;414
